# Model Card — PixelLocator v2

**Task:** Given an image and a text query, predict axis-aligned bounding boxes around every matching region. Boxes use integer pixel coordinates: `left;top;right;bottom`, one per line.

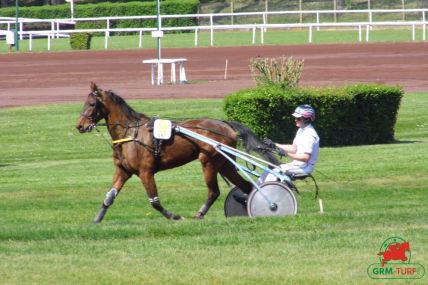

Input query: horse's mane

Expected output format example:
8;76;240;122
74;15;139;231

106;90;149;121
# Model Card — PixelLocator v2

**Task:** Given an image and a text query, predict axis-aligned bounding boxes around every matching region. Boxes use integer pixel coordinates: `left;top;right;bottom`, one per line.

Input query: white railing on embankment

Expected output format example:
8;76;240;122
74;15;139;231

1;8;427;51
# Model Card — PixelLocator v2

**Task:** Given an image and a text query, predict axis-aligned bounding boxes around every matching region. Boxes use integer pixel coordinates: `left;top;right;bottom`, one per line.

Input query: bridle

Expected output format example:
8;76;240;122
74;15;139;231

80;91;105;128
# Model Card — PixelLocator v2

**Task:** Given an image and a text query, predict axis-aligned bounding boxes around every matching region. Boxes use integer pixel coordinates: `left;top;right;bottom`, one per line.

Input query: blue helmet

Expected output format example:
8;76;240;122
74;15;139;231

292;104;315;122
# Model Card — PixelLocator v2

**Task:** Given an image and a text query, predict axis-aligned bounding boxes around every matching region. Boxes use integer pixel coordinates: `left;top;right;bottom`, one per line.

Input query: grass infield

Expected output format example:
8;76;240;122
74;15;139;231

0;95;427;284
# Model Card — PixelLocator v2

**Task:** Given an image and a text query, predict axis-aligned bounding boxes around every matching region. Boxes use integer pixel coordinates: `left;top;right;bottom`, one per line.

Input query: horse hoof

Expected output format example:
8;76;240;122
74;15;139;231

92;218;102;224
194;213;205;219
171;215;182;221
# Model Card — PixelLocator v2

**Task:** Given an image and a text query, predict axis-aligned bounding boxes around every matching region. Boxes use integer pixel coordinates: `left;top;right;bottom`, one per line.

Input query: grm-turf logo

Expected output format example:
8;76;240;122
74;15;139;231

367;237;425;279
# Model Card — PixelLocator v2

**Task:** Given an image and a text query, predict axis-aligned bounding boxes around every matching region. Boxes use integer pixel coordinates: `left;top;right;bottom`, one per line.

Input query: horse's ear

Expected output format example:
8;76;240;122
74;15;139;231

90;82;98;93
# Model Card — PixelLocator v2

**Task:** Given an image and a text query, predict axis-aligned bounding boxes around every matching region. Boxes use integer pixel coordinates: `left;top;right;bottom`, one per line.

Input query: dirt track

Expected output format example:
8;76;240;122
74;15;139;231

1;42;427;108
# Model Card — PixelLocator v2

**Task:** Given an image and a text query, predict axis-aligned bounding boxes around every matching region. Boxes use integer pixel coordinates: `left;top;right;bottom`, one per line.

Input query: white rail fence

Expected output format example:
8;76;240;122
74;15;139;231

1;8;427;51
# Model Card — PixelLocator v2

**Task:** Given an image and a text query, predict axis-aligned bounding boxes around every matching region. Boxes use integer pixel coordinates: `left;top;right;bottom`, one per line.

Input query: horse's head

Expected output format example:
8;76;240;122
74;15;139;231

401;242;410;251
76;82;107;133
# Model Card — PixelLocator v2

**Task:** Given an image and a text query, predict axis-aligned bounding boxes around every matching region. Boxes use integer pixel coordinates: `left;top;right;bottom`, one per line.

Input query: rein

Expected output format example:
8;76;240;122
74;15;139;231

96;121;145;128
179;125;235;141
93;113;235;153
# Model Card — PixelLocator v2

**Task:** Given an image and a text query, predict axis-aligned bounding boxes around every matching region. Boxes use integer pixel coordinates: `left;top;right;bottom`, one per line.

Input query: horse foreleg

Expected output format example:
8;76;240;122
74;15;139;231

93;167;131;224
195;157;221;219
140;172;182;220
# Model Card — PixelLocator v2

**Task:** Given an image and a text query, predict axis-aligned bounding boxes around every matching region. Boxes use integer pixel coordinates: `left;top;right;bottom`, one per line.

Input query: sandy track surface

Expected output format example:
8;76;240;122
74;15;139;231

1;42;427;108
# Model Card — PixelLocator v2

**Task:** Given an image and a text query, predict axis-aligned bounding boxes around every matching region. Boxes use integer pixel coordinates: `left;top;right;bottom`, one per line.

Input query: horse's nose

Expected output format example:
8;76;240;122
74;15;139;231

76;125;84;133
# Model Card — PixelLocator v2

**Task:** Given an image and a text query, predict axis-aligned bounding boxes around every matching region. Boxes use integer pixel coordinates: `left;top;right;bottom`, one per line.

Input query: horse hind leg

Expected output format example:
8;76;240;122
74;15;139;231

219;161;252;194
195;155;222;219
140;172;182;220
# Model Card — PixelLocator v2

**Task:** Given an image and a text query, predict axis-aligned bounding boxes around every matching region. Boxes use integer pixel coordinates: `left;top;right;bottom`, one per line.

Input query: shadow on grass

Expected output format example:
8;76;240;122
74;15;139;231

391;139;419;144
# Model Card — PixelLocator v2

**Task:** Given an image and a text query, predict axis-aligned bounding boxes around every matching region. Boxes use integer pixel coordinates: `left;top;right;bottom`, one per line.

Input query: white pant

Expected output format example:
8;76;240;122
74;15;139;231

258;163;313;183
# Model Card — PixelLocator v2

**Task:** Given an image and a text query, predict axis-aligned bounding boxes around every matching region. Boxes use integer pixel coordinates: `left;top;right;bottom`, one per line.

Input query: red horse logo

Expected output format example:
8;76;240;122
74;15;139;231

377;242;410;267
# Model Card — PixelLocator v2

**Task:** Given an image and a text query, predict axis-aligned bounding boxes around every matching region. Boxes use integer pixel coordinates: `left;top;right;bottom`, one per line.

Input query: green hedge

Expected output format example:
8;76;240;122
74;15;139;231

1;0;155;7
70;33;91;49
224;84;403;147
0;0;198;30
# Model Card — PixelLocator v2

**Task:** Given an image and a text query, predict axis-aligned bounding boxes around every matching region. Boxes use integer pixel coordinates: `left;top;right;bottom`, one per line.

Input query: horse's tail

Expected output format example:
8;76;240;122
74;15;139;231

226;121;280;165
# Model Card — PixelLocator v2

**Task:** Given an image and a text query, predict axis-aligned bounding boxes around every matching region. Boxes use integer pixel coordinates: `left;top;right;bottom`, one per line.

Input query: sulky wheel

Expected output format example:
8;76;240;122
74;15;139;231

224;187;249;217
247;181;297;217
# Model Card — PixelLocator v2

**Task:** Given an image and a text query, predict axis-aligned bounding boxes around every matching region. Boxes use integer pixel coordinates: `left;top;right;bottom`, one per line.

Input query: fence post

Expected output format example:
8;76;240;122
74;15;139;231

107;19;110;37
194;28;198;46
412;23;415;41
423;10;426;41
265;0;268;24
104;31;108;49
139;30;143;48
423;23;426;41
369;10;373;30
309;25;312;43
210;15;214;46
333;0;337;23
316;12;320;31
51;21;55;40
19;21;23;40
263;12;267;32
358;24;362;42
366;24;370;42
231;1;234;26
252;26;256;44
29;34;32;51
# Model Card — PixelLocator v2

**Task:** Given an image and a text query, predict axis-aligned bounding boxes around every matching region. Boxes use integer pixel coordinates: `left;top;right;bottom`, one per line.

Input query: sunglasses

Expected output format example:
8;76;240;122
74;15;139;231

294;117;304;121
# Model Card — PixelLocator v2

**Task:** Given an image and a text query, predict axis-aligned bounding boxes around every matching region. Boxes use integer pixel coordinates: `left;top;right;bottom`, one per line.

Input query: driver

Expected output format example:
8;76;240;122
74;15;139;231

233;104;320;205
260;104;320;181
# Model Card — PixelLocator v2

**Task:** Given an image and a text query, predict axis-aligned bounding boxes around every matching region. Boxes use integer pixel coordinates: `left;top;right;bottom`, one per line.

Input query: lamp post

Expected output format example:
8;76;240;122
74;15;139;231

15;0;19;51
156;0;161;60
65;0;74;19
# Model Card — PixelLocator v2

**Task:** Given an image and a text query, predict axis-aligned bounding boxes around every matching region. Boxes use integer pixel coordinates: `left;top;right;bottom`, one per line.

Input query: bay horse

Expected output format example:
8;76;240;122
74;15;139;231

76;83;278;223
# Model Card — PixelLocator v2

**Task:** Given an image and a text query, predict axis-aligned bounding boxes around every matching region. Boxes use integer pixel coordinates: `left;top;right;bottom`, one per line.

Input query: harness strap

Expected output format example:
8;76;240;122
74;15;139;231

310;175;320;199
112;137;134;145
290;174;320;199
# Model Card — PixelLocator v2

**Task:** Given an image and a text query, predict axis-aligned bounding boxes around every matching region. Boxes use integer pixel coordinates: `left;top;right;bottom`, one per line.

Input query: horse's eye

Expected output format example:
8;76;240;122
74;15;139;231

89;103;96;107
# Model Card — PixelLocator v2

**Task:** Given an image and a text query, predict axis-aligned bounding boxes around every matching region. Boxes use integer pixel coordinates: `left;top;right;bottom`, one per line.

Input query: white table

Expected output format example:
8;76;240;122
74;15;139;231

142;58;187;85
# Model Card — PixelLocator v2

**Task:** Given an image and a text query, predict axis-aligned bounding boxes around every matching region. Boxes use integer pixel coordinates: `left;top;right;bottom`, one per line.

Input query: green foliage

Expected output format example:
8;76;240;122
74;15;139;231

0;1;199;30
70;32;92;49
224;84;403;146
250;56;304;89
343;84;404;145
0;4;71;18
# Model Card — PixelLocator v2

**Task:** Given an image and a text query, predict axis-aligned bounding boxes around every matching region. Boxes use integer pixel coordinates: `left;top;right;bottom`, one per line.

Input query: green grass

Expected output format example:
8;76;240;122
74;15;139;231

1;27;427;53
0;94;427;284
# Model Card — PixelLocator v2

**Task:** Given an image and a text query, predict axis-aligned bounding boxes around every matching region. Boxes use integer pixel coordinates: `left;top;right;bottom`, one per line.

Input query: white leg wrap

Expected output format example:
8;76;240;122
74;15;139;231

104;188;118;207
148;196;159;204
